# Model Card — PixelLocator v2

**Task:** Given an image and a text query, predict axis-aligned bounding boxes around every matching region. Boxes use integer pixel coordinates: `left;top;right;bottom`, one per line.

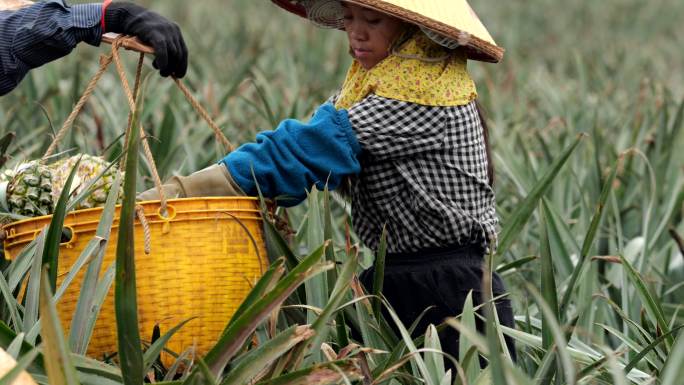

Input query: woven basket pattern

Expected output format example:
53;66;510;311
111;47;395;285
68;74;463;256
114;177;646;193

3;197;268;361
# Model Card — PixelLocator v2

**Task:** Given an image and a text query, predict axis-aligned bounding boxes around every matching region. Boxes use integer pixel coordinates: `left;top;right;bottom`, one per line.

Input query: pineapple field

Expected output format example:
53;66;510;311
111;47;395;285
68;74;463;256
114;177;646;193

1;0;684;384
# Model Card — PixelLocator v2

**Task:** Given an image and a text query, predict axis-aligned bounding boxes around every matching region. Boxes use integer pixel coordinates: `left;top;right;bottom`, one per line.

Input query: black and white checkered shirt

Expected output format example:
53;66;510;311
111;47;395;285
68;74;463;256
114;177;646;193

339;94;498;254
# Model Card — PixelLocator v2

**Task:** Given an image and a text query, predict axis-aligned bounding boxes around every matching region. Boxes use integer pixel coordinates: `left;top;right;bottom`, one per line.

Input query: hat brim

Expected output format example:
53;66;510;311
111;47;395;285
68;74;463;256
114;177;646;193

271;0;308;18
271;0;504;63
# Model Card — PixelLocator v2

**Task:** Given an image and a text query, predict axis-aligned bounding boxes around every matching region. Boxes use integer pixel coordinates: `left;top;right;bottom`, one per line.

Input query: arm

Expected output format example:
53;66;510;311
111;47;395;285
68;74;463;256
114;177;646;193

0;0;187;96
348;94;449;161
222;103;361;206
0;0;102;95
138;104;360;205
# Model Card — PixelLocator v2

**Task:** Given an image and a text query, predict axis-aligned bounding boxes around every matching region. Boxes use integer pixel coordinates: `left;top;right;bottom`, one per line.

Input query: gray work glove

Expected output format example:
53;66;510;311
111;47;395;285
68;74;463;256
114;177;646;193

137;164;245;201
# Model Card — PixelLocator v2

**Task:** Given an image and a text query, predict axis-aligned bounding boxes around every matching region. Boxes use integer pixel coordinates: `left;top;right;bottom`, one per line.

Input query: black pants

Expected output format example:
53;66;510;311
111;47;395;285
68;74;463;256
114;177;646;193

358;244;516;370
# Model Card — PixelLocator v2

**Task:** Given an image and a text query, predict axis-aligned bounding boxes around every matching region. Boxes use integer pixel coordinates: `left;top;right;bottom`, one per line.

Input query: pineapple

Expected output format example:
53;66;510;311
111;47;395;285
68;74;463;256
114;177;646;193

0;154;123;218
49;154;123;210
0;161;53;217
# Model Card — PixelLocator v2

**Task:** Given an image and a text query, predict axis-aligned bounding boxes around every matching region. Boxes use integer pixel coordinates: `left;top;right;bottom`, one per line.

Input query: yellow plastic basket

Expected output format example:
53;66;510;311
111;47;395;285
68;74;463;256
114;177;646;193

3;197;268;361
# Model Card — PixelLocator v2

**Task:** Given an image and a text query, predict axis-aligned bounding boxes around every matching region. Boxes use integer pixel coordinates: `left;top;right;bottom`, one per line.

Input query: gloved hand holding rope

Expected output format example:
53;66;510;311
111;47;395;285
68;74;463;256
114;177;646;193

0;0;188;95
103;1;188;78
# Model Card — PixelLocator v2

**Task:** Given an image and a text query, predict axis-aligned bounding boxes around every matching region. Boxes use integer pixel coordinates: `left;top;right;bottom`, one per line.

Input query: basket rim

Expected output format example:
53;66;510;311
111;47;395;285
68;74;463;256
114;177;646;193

2;196;262;228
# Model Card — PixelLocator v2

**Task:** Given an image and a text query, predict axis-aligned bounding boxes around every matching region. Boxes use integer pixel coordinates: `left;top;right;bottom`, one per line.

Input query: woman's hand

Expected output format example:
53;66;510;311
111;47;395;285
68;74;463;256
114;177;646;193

137;164;245;201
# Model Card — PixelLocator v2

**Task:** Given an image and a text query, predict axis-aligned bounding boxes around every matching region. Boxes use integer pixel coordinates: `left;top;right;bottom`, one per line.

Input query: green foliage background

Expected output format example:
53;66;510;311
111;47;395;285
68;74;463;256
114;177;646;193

1;0;684;384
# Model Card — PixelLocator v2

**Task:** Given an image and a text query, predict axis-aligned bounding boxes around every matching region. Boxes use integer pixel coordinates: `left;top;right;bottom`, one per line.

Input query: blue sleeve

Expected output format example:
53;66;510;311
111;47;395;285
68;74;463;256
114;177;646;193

220;103;362;207
0;1;103;96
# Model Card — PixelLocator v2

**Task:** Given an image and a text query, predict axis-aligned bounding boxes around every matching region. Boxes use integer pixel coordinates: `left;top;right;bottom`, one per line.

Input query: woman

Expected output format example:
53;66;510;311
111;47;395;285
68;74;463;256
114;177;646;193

140;0;515;367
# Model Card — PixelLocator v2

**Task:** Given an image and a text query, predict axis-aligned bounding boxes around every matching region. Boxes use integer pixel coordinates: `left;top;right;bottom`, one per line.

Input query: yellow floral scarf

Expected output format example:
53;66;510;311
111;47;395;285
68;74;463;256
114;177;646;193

335;32;478;110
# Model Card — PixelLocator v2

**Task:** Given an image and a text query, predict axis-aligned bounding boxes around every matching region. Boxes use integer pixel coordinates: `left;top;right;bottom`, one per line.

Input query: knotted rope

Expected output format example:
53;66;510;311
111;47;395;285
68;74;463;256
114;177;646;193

42;35;233;254
135;204;152;254
42;54;114;160
110;39;155;255
110;38;168;216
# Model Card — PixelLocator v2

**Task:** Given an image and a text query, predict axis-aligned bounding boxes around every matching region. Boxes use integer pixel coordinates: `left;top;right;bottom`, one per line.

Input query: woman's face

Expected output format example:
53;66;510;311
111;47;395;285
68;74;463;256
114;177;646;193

342;3;405;70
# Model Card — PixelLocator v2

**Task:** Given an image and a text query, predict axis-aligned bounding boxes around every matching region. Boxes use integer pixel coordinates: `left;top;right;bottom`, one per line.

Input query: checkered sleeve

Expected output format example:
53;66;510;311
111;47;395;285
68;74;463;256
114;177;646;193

347;95;447;160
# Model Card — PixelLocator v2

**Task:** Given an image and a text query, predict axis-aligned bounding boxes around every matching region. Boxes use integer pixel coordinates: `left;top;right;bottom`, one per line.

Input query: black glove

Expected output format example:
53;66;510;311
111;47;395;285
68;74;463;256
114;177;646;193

104;2;188;78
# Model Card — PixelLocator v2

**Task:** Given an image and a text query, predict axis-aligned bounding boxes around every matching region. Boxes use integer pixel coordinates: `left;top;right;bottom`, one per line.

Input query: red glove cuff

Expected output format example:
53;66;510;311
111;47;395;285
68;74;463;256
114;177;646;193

101;0;113;31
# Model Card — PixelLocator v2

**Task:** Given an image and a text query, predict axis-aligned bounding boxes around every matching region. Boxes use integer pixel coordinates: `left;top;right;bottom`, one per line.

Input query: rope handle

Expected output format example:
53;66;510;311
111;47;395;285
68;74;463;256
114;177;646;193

103;32;234;152
43;35;236;210
103;33;233;151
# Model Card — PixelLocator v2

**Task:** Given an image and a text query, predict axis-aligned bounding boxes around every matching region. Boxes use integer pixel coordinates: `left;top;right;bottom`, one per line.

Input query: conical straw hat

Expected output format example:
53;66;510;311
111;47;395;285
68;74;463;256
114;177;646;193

271;0;503;63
